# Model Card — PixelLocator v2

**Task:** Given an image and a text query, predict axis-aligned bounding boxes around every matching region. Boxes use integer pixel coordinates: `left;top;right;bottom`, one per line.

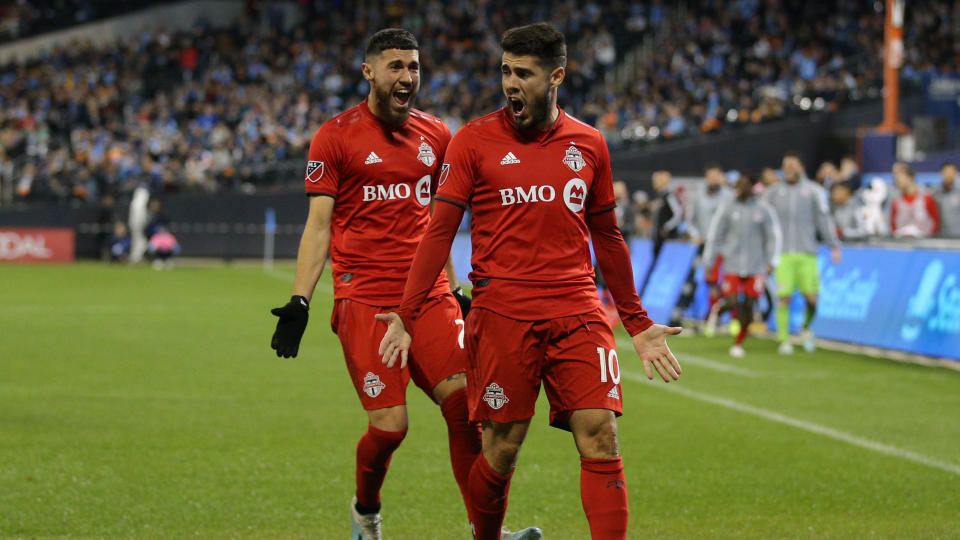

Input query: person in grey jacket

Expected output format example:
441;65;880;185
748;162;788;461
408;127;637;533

830;182;867;241
704;173;781;357
688;162;734;319
933;162;960;237
763;151;841;354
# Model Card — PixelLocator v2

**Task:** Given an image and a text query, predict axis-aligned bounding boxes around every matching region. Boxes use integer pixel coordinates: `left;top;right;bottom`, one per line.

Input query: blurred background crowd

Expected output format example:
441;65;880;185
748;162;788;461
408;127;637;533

1;0;958;208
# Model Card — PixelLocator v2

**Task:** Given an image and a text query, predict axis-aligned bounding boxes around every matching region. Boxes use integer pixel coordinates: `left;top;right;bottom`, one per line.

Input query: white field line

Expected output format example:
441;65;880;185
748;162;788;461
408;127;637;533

623;371;960;477
264;270;333;295
615;338;764;378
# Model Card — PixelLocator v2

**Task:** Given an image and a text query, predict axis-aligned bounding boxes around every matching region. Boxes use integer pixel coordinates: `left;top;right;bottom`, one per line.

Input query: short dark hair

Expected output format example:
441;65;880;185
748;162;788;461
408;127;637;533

365;28;419;59
501;22;567;70
783;150;803;161
704;161;724;173
941;161;957;171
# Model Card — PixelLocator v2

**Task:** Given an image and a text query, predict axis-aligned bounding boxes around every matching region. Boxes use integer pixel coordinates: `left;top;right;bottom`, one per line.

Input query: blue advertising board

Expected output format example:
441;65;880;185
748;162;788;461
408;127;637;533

640;241;699;325
812;246;960;360
629;238;654;293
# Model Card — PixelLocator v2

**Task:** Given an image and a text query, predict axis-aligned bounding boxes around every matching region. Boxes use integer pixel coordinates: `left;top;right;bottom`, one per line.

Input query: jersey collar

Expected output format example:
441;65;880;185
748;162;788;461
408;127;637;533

502;106;566;143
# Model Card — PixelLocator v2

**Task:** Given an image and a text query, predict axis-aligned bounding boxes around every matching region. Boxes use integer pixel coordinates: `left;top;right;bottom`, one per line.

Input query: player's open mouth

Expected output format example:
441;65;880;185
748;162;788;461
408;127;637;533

509;97;525;117
393;88;411;107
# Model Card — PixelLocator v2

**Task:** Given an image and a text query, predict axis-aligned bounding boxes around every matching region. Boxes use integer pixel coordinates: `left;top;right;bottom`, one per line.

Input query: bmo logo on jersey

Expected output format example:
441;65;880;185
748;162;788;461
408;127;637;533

498;185;556;206
362;175;432;206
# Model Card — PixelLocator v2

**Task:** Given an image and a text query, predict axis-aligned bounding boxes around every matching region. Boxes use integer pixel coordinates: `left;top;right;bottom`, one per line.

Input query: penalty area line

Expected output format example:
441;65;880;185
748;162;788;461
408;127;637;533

623;372;960;477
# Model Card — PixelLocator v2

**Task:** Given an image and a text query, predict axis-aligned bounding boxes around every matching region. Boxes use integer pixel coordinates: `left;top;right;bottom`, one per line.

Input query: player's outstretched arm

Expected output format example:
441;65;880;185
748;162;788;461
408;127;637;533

376;200;465;367
270;195;334;358
632;324;683;382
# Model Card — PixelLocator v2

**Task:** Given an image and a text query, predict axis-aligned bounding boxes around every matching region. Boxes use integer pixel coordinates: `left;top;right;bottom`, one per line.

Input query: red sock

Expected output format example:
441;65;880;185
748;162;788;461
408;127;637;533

467;455;513;540
580;457;628;540
440;388;482;511
735;325;749;345
355;424;406;510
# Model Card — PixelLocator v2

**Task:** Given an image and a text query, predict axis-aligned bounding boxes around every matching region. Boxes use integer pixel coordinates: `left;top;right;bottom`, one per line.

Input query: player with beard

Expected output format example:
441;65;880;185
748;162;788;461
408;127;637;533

268;29;539;540
702;174;781;357
376;23;682;540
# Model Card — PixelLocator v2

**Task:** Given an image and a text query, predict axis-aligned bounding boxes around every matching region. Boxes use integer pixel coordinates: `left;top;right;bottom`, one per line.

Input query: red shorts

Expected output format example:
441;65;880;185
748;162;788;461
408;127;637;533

331;294;466;410
721;274;765;299
463;307;622;431
705;254;724;285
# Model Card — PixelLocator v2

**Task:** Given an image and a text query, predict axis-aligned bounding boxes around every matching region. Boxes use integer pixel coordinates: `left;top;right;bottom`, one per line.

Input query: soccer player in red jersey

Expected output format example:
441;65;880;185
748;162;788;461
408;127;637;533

377;23;683;540
268;29;540;540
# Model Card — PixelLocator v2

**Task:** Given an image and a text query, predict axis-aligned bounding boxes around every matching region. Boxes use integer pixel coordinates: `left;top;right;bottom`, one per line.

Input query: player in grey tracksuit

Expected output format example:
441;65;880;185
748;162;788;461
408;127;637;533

688;162;734;321
762;152;840;354
703;174;781;357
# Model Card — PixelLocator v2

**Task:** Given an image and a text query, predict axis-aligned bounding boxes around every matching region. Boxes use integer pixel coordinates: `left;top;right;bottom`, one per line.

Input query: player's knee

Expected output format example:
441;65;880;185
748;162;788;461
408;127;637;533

367;405;409;432
485;439;522;473
571;410;620;459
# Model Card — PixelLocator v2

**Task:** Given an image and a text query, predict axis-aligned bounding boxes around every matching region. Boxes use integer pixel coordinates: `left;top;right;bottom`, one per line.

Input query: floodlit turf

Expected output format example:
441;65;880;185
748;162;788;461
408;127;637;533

1;262;959;539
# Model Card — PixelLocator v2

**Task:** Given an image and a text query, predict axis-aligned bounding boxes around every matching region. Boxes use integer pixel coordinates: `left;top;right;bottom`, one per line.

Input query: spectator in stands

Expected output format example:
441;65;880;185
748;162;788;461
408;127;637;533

933;162;960;237
650;170;683;257
891;168;940;238
831;182;866;241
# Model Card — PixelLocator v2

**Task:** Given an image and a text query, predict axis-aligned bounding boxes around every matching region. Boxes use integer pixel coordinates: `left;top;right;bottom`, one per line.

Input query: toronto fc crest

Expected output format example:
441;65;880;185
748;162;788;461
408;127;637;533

362;372;386;398
482;382;510;410
417;141;436;167
562;142;586;172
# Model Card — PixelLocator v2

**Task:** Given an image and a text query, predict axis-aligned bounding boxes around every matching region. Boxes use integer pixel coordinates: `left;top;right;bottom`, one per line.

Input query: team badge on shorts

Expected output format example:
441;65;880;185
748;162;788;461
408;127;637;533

417;141;436;167
305;160;324;183
482;382;510;410
362;372;386;398
562;142;586;172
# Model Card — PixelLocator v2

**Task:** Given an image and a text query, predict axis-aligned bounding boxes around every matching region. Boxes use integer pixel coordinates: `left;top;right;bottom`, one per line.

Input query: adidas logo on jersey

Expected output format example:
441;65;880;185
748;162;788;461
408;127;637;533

606;386;620;400
364;151;383;165
499;152;521;165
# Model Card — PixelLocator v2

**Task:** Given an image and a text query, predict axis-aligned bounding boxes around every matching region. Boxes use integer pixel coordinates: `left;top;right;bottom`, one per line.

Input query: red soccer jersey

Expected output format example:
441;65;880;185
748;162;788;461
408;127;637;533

435;107;617;320
304;100;452;305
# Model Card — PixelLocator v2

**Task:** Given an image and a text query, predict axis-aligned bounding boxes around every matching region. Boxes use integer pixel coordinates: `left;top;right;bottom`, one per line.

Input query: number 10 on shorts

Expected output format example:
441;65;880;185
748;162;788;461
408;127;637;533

596;347;620;384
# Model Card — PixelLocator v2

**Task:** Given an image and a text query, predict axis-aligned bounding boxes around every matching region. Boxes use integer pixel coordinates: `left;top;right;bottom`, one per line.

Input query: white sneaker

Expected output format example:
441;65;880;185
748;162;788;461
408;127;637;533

778;341;794;355
729;344;745;358
350;496;382;540
802;329;816;352
501;526;543;540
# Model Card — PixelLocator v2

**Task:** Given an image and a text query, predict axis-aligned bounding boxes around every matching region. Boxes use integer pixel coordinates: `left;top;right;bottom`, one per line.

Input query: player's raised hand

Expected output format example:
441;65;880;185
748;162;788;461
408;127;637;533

270;295;310;358
632;324;683;382
375;312;411;369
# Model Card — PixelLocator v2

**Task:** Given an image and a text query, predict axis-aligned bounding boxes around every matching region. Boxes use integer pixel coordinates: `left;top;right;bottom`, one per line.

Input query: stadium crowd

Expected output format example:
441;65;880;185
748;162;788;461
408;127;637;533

0;0;957;206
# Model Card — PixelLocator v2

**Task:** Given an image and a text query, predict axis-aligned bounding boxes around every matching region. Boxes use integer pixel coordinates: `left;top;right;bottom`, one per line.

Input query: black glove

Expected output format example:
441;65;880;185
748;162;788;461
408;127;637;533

270;295;309;358
452;286;471;316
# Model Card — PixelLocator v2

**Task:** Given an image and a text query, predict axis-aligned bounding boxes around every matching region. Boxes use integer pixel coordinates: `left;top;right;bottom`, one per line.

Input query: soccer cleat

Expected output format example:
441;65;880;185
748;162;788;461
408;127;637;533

350;496;382;540
778;341;794;355
802;329;816;352
729;344;745;358
501;526;543;540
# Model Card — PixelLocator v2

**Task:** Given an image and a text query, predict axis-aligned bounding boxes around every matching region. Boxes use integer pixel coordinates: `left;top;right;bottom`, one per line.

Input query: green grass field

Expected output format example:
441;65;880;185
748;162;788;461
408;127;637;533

2;262;959;539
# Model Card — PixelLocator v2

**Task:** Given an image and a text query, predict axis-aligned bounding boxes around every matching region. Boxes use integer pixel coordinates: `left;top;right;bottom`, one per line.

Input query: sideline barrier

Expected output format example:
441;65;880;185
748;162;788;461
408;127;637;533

0;227;74;262
812;245;960;360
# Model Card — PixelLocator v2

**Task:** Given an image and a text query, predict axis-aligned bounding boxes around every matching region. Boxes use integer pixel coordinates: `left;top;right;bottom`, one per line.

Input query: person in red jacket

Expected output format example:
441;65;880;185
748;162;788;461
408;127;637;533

376;23;682;540
891;167;940;238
